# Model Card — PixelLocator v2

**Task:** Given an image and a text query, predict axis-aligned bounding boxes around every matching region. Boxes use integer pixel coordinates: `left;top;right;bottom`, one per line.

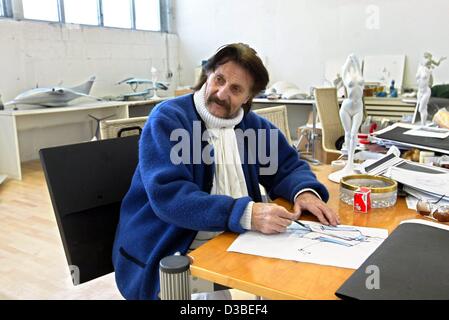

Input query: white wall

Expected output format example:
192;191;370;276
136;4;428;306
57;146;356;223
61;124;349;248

0;19;178;102
174;0;449;92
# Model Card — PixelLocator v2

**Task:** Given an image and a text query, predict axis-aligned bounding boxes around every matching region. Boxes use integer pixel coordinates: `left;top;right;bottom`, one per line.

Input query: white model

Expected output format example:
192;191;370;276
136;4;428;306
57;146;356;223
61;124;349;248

415;65;432;126
329;54;364;183
5;76;99;108
423;52;446;87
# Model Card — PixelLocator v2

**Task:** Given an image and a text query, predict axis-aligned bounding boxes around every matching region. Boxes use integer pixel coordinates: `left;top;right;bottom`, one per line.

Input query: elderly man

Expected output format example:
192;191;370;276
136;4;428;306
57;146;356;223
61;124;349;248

112;43;339;300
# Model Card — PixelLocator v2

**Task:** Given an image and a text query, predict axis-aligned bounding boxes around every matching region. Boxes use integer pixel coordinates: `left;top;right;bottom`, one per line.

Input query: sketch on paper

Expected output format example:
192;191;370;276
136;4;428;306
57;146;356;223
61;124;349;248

227;221;388;269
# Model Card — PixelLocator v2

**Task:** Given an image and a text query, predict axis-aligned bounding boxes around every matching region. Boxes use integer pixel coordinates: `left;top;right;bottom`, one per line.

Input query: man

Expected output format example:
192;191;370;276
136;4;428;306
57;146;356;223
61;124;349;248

112;43;339;300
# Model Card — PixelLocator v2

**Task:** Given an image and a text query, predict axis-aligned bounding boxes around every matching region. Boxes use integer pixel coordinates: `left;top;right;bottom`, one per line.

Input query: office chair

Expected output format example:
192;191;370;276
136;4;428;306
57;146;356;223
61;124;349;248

100;116;148;139
40;135;139;285
253;105;292;145
314;88;345;163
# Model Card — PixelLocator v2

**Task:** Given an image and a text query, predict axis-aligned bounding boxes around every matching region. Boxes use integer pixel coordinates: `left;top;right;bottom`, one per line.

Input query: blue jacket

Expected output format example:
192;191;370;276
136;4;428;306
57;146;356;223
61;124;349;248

112;94;329;300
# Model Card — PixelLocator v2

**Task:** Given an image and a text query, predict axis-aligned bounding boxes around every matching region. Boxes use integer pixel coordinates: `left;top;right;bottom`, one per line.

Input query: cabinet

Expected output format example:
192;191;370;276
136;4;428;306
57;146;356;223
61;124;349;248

364;97;416;121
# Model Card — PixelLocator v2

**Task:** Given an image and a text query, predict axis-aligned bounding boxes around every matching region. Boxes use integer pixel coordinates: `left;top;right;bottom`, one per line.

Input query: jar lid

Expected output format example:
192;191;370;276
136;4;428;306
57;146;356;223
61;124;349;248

341;174;397;193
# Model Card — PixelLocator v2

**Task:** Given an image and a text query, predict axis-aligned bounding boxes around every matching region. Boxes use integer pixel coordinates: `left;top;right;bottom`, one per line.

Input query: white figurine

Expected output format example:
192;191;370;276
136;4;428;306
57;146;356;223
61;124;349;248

151;67;160;98
412;52;447;125
329;54;364;183
423;52;446;87
415;65;432;126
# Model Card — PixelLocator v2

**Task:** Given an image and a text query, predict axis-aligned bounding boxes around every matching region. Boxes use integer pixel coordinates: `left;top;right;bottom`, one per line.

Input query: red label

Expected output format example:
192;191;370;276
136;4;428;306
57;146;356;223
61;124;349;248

354;187;371;213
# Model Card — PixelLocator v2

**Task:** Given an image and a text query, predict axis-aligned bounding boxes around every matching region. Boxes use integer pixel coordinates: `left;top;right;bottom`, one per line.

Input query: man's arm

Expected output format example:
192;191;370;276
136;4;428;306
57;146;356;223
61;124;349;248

257;121;338;227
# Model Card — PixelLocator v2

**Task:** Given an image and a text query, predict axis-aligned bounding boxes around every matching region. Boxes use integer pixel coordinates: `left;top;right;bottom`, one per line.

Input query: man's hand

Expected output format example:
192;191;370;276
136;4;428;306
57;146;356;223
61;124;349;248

293;192;340;226
251;203;300;234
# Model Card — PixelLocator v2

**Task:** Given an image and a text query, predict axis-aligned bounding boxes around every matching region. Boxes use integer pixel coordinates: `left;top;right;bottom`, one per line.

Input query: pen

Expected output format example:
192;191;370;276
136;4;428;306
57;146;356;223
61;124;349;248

293;220;307;228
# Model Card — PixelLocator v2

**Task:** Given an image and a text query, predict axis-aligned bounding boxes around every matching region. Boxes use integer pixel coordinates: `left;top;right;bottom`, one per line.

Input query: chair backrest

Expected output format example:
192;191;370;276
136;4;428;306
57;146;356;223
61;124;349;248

253;105;292;145
39;135;139;284
100;116;148;139
314;88;345;154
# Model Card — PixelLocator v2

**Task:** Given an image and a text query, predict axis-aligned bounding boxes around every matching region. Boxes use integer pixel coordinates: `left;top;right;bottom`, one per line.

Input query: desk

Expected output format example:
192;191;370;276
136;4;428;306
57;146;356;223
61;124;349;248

126;97;171;117
188;165;428;300
0;101;129;180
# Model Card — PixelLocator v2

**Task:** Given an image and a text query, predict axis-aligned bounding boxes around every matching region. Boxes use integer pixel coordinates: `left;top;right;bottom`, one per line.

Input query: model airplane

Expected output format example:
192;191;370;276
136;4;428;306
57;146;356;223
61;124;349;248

5;76;101;107
117;77;169;100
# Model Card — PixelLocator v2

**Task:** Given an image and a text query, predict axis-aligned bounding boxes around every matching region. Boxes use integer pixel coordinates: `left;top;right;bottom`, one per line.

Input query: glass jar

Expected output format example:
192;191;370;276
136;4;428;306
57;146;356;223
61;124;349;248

340;175;398;208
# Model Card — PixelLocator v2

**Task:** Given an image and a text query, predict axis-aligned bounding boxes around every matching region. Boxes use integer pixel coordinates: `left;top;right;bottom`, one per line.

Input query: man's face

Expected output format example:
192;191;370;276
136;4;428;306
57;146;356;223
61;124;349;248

204;61;254;119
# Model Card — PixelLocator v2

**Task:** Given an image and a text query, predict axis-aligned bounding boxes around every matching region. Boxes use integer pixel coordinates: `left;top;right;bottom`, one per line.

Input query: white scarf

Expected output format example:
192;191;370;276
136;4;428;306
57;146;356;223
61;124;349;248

188;84;250;251
193;84;248;198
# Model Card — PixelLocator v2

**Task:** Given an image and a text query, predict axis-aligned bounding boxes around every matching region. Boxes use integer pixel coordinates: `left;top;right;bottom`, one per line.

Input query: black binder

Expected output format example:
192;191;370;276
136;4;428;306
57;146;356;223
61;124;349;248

335;221;449;300
376;126;449;153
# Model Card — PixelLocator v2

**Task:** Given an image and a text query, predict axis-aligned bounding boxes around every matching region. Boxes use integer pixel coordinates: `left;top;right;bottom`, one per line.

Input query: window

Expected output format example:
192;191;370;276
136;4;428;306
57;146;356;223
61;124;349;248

135;0;161;31
22;0;60;22
0;1;4;16
18;0;166;31
102;0;132;29
64;0;99;25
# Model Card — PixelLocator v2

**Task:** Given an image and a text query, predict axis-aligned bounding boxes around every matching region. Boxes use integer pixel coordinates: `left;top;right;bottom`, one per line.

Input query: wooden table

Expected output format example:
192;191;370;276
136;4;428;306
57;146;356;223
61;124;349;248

188;165;430;300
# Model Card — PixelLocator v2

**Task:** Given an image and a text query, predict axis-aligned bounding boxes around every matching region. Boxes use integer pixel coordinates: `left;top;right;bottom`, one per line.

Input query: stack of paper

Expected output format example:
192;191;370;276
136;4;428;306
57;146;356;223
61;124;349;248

373;122;449;154
362;153;449;210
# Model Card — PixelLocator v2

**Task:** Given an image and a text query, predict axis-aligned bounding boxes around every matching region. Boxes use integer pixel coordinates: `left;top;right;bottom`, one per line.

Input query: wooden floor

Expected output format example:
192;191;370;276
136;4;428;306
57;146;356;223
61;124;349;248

0;161;123;300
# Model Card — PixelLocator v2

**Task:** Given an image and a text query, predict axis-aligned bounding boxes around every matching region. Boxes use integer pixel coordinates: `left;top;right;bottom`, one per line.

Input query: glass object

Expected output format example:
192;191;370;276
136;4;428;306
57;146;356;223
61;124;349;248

23;0;59;22
340;174;398;208
416;198;449;222
102;0;132;29
135;0;161;31
64;0;99;25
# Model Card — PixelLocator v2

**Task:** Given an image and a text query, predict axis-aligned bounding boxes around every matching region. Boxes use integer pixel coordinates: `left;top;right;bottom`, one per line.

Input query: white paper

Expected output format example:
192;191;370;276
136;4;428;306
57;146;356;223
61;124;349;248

388;167;449;197
404;186;449;210
403;127;449;139
406;195;419;210
227;221;388;270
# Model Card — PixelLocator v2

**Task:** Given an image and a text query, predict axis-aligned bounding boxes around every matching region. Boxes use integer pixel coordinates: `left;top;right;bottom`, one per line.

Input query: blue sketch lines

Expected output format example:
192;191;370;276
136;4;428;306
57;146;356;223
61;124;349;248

228;220;388;269
289;221;384;255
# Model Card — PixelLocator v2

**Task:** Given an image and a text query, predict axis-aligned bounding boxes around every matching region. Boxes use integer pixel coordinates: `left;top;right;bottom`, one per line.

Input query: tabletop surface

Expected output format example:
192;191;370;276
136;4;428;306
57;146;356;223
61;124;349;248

188;165;439;300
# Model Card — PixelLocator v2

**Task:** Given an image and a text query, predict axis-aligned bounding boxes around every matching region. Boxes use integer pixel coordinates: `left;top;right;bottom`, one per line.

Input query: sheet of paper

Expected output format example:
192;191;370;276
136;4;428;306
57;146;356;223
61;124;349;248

404;186;449;210
388;167;449;197
227;221;388;270
403;127;449;139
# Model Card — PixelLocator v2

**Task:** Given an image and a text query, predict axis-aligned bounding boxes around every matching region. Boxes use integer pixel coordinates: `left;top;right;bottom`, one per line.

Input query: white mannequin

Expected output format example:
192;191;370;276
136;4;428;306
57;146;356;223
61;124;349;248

415;65;432;126
329;54;364;183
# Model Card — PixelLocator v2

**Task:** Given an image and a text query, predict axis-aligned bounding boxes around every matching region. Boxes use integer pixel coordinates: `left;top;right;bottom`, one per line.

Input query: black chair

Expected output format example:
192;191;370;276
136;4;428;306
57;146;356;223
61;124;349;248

40;135;139;285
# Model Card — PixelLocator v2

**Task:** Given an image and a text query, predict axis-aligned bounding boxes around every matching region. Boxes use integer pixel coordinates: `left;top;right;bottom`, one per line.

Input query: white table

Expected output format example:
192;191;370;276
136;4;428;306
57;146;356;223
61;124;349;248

0;101;129;180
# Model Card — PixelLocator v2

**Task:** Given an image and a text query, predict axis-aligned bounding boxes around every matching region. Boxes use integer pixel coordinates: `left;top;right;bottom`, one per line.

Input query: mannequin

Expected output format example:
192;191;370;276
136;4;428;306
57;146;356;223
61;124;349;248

329;54;364;183
415;65;432;126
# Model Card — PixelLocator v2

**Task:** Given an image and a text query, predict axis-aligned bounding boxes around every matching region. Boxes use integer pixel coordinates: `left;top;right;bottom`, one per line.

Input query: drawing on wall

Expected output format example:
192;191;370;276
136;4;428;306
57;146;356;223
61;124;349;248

228;220;388;269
